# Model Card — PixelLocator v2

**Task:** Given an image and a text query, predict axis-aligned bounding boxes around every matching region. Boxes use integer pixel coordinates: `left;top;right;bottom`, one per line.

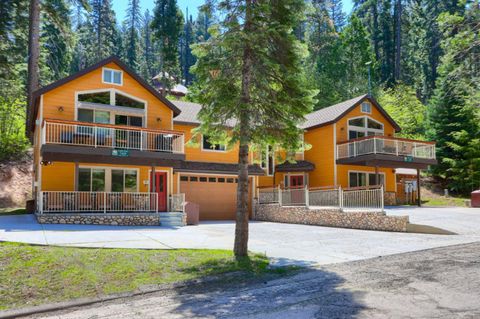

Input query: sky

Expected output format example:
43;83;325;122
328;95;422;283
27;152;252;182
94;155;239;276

113;0;354;23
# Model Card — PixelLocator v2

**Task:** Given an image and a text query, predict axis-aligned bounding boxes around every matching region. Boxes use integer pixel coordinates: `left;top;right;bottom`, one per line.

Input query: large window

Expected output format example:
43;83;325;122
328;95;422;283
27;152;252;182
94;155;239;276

78;109;110;124
115;93;144;109
115;114;143;127
78;92;111;105
202;135;226;151
348;116;384;140
260;146;275;176
103;68;122;85
78;168;106;191
77;167;137;192
349;171;385;188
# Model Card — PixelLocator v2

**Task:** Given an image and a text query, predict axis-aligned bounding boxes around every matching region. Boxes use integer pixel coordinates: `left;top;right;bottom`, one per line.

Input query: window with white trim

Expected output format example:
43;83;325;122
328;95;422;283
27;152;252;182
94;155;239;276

260;146;275;176
348;116;384;140
103;68;122;85
202;135;226;151
349;172;385;188
361;102;371;113
77;167;138;192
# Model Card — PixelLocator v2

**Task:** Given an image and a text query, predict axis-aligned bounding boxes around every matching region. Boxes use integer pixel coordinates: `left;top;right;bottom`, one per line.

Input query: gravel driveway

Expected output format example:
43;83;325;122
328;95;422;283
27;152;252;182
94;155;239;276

27;242;480;319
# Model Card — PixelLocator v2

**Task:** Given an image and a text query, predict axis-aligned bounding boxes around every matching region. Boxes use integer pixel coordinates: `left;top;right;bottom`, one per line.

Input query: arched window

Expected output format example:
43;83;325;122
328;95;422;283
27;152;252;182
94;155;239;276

347;116;384;140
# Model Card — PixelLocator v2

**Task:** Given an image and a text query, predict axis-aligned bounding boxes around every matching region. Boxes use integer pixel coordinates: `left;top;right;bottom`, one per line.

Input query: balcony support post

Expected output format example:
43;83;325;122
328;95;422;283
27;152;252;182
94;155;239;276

375;165;379;186
417;168;421;207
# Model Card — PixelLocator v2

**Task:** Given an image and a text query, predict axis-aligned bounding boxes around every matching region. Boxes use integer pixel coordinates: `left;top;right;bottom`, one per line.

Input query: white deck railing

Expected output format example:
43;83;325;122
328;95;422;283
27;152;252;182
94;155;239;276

336;136;435;160
169;193;185;212
258;185;384;212
39;191;158;213
42;120;185;154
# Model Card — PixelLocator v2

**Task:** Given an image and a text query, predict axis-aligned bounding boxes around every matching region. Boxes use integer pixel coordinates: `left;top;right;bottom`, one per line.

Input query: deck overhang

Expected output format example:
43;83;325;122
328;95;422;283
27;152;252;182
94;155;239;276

336;153;437;169
41;144;185;167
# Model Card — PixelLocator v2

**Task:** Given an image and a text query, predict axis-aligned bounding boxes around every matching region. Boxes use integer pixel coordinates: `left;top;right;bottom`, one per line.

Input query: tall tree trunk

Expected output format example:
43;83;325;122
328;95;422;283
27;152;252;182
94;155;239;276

27;0;41;139
372;3;380;62
394;0;402;81
234;0;253;258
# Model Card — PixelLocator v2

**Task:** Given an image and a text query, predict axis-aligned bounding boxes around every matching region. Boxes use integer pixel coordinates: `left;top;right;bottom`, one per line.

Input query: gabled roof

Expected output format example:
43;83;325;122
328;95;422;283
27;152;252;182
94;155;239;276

300;94;401;132
171;100;202;125
275;160;315;172
28;56;181;132
171;94;401;133
171;100;237;127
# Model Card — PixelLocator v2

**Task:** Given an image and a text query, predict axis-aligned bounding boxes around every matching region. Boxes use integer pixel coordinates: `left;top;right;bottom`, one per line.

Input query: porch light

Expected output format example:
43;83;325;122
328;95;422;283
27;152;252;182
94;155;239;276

157;117;161;122
57;106;64;112
40;161;52;166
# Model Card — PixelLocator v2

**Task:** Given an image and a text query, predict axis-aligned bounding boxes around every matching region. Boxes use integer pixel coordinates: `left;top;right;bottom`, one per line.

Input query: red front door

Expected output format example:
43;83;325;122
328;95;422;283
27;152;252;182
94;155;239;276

290;175;304;188
151;172;167;211
289;175;305;205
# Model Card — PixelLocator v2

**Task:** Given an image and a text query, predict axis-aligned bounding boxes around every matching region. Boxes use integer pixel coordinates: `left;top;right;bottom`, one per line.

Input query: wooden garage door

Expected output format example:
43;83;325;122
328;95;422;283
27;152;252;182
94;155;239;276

180;175;238;220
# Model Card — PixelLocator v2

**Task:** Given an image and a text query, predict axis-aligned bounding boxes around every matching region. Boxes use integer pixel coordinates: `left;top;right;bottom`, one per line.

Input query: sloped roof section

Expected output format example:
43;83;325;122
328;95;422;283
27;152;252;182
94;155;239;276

275;160;315;172
300;94;401;132
171;100;202;125
171;94;400;132
171;100;237;127
28;56;181;133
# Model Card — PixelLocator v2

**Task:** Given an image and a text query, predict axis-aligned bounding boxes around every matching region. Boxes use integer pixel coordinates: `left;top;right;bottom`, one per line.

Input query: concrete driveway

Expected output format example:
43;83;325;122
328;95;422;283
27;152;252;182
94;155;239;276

1;207;480;266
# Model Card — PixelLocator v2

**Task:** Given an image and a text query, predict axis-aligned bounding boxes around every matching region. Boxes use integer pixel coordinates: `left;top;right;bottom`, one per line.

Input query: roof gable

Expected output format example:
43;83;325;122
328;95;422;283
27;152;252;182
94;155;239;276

28;56;181;132
300;94;401;132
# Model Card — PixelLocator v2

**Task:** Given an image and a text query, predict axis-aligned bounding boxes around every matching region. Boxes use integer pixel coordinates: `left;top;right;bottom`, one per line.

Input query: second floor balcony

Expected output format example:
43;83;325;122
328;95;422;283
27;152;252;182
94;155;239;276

41;119;185;166
336;136;437;169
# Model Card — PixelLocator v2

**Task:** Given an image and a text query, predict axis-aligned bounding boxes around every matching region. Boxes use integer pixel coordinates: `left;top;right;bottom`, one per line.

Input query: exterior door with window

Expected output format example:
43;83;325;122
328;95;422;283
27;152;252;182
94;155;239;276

289;175;304;205
151;172;167;211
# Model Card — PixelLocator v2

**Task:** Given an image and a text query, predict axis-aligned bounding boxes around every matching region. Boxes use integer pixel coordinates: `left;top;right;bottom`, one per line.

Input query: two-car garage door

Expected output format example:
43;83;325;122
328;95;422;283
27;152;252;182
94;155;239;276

180;174;239;220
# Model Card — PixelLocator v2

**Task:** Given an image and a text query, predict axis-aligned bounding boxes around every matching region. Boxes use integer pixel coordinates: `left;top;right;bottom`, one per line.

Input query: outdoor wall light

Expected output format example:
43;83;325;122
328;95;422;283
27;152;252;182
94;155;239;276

40;161;52;166
57;106;64;112
157;117;161;122
341;127;345;131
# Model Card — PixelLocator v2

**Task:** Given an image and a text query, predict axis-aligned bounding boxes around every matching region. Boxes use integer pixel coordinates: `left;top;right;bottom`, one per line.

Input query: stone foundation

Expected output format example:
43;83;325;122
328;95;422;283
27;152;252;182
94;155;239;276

384;192;397;206
255;204;409;232
36;213;161;226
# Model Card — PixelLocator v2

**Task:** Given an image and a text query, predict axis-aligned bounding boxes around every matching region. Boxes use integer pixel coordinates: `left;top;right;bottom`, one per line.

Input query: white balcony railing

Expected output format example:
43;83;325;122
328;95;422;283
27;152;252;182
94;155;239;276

42;119;185;154
258;185;384;212
39;191;158;213
336;136;435;160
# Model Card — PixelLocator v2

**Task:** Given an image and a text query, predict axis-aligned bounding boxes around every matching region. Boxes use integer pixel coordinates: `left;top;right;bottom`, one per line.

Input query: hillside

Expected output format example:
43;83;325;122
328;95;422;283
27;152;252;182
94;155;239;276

0;151;33;209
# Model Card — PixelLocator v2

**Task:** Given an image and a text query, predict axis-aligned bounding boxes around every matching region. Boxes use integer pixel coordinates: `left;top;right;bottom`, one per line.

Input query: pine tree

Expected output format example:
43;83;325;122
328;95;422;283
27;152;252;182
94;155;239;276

90;0;118;61
124;0;141;70
151;0;184;94
179;12;195;85
191;0;316;256
427;4;480;194
139;9;156;82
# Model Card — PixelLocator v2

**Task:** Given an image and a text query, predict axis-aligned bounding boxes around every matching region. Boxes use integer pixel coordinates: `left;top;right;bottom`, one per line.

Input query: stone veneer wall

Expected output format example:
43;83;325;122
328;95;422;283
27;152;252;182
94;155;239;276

36;213;161;226
384;192;397;206
255;204;409;232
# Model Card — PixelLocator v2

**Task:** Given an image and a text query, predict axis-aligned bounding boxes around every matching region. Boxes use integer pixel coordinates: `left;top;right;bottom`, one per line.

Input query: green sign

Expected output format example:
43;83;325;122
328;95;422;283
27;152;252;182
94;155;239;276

404;155;413;162
112;149;130;157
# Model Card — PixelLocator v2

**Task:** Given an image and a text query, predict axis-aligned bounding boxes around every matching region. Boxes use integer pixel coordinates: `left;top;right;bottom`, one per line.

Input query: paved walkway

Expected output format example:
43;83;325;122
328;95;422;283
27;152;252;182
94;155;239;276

27;242;480;318
1;207;480;266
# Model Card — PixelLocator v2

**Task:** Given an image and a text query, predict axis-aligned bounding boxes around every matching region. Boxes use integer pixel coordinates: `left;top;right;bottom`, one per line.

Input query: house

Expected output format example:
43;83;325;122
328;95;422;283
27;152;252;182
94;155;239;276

28;56;436;225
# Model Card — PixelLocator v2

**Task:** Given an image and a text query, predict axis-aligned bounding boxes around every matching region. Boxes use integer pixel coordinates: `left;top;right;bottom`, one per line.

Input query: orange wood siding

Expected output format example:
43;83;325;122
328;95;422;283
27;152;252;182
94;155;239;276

173;123;239;163
41;161;174;195
304;125;336;188
41;62;173;131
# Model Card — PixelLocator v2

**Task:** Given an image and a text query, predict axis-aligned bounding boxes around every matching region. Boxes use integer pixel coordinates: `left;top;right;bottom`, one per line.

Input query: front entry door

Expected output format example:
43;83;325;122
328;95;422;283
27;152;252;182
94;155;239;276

151;172;167;211
289;175;304;205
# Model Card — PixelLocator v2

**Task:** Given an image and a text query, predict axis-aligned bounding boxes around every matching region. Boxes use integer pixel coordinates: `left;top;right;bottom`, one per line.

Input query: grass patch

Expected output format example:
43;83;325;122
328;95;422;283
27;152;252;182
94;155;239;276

422;196;468;207
0;208;28;216
0;242;293;311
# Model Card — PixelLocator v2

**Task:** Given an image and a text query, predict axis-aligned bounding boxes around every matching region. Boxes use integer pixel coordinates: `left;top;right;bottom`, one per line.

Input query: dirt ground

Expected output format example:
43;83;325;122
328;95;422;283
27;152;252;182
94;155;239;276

0;151;32;208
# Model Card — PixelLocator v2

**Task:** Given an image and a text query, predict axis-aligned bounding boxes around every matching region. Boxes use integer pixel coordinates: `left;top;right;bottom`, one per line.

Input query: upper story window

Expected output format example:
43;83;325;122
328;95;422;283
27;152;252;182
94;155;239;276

361;102;371;114
78;91;145;109
260;145;275;176
103;68;123;85
202;135;226;151
348;116;384;140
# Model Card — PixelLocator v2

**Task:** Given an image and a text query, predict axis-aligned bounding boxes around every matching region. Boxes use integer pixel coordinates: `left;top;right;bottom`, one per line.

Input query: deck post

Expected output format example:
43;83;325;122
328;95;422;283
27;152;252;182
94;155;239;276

103;192;106;213
305;185;309;208
278;185;282;206
417;168;421;207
